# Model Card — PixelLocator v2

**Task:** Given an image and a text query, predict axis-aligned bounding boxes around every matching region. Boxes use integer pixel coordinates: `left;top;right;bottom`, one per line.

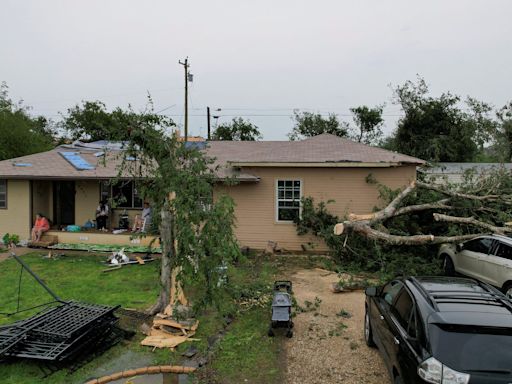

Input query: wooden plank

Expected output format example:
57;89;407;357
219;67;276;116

141;335;191;349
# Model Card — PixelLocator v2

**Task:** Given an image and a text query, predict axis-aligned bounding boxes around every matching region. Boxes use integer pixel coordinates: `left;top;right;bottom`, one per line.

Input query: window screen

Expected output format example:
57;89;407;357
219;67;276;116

276;180;301;221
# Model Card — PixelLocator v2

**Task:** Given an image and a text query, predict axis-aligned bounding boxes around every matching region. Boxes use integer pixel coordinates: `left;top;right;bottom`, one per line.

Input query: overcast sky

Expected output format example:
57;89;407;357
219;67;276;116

1;0;511;140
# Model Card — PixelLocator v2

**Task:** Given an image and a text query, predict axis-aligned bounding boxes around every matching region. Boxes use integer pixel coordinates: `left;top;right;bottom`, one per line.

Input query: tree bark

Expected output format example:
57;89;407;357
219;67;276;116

433;213;512;235
332;179;512;245
148;206;175;315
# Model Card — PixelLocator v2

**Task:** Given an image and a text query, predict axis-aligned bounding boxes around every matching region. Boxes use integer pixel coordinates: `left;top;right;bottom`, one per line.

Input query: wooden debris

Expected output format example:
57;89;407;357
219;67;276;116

135;256;145;264
140;312;199;350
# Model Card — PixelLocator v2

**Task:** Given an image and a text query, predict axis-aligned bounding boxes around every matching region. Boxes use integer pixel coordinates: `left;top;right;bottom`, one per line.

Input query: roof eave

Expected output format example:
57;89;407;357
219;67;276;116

228;161;420;168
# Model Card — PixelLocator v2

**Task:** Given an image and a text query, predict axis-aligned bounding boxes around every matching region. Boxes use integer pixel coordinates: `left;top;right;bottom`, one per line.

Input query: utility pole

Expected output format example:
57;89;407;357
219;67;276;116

207;107;211;140
178;57;190;141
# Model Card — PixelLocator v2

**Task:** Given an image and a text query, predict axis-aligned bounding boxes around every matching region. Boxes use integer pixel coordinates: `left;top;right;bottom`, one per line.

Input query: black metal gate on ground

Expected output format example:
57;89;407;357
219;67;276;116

0;252;120;367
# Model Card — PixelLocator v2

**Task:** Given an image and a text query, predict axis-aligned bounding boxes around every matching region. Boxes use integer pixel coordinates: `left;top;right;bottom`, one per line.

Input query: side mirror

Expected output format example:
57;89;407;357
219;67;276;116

456;243;463;252
365;286;377;297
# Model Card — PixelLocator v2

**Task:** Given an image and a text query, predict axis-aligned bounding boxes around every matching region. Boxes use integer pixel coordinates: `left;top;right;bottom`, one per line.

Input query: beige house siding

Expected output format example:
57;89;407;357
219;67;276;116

75;181;100;226
214;165;417;251
0;180;31;240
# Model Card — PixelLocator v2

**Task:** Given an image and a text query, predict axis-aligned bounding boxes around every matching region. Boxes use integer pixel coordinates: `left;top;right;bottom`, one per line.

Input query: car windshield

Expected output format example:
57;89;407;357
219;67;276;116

429;324;512;372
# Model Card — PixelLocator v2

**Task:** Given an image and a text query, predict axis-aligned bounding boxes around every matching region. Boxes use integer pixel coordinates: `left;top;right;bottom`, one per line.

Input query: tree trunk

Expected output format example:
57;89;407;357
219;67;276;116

148;207;175;315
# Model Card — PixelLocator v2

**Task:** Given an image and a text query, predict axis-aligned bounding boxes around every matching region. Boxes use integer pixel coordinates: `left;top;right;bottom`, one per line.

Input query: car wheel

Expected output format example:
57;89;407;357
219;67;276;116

503;282;512;299
364;308;376;348
443;255;455;276
394;375;404;384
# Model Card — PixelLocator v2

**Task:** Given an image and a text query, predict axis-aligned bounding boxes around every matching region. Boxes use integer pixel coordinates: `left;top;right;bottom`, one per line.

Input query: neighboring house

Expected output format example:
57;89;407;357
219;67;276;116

0;134;424;251
422;163;512;184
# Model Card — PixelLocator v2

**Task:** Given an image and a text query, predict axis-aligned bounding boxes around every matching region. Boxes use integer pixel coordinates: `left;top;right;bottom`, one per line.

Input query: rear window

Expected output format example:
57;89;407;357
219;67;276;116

429;324;512;372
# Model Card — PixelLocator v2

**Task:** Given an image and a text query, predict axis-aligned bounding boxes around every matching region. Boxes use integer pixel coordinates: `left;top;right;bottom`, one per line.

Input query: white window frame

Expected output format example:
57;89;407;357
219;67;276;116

0;180;6;209
275;179;302;223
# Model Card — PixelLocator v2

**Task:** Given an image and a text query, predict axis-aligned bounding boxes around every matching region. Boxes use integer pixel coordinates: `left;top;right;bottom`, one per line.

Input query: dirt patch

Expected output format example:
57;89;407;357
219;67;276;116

283;268;389;384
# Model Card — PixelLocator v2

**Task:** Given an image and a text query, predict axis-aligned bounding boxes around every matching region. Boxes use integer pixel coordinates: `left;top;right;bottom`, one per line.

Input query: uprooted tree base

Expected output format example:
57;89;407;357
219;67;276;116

296;169;512;276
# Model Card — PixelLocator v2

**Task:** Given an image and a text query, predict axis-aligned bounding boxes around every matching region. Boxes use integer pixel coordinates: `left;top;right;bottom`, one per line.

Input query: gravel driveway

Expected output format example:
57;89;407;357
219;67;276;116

283;268;389;384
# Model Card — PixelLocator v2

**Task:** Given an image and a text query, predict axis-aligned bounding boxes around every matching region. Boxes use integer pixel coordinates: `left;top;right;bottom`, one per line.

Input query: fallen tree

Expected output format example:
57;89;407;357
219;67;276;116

295;167;512;275
333;175;512;245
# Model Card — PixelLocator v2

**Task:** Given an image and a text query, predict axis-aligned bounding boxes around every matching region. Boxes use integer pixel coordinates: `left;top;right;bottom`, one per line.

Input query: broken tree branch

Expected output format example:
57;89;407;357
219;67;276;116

433;213;512;235
417;181;512;204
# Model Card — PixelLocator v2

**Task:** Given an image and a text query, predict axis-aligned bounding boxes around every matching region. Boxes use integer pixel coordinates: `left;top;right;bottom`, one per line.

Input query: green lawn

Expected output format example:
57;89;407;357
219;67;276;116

0;252;288;384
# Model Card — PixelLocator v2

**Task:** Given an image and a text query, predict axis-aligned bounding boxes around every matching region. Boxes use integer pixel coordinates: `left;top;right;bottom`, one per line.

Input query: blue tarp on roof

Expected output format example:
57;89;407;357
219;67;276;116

59;152;95;171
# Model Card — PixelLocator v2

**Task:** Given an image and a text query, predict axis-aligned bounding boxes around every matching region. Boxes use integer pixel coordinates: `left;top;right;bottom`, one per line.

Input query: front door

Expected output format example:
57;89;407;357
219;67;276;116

53;181;75;226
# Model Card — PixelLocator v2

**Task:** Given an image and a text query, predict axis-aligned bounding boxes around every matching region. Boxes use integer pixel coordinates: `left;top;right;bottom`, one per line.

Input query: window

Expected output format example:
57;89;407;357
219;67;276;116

464;238;493;254
495;243;512;261
276;180;301;222
100;180;143;209
393;290;417;337
381;280;403;306
0;180;6;208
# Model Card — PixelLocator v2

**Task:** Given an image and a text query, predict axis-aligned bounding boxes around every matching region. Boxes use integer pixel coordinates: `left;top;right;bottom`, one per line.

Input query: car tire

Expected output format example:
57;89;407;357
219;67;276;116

503;282;512;299
364;307;376;348
394;375;404;384
443;255;455;276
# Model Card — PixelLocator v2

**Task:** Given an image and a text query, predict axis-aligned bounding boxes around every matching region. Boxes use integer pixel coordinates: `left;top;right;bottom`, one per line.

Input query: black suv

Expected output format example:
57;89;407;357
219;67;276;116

365;276;512;384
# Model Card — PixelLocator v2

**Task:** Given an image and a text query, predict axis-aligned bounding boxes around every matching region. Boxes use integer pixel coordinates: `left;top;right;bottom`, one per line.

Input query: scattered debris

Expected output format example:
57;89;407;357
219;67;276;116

265;241;278;255
331;276;368;293
49;243;162;253
102;251;155;272
141;274;199;351
140;316;199;350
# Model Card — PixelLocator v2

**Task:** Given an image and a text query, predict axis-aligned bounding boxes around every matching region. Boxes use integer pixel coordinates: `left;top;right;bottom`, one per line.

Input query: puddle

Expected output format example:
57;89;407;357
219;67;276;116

109;373;189;384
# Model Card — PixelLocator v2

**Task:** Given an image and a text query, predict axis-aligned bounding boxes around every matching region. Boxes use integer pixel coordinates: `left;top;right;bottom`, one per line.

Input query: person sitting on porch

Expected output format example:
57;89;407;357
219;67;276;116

132;202;152;232
31;213;50;242
96;199;109;231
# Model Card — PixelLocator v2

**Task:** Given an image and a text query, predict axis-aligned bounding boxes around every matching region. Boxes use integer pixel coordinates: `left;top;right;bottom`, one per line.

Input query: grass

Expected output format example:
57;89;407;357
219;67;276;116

0;252;161;324
0;251;163;384
0;251;287;384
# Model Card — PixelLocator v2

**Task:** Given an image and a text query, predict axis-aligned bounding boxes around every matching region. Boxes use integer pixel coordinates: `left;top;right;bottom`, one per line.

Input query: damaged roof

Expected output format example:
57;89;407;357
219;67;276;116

206;134;424;166
0;134;424;180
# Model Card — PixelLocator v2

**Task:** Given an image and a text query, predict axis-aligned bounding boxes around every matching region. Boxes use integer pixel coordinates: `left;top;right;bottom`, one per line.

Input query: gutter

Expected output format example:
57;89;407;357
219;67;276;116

227;161;411;168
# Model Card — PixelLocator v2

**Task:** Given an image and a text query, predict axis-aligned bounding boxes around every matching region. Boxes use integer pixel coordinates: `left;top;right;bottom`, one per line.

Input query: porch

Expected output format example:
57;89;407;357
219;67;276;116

31;179;148;232
42;230;161;252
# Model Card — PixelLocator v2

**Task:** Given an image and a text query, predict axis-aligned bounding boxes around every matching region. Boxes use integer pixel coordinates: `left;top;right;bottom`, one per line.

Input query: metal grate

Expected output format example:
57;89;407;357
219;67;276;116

0;302;119;362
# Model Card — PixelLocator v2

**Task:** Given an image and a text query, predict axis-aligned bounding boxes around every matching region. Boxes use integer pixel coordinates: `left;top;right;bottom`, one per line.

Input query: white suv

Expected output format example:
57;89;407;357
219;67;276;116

438;234;512;298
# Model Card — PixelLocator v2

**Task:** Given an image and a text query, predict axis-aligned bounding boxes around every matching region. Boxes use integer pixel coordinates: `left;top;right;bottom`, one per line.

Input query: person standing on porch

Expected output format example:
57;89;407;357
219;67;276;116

31;213;50;242
96;199;109;231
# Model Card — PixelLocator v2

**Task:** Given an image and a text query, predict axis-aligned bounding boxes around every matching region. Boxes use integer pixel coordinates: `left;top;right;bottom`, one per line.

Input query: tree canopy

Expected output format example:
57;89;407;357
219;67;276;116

61;100;139;142
385;77;495;162
348;105;384;145
212;117;262;141
288;111;348;140
0;83;55;160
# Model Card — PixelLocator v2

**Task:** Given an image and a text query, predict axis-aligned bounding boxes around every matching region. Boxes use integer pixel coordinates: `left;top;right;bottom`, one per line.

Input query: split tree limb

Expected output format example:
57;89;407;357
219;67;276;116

433;213;512;235
417;181;512;204
333;180;512;246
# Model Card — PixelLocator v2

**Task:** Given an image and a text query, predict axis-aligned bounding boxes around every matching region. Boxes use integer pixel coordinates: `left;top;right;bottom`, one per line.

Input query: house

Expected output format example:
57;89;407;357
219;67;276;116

422;162;512;184
0;134;424;251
